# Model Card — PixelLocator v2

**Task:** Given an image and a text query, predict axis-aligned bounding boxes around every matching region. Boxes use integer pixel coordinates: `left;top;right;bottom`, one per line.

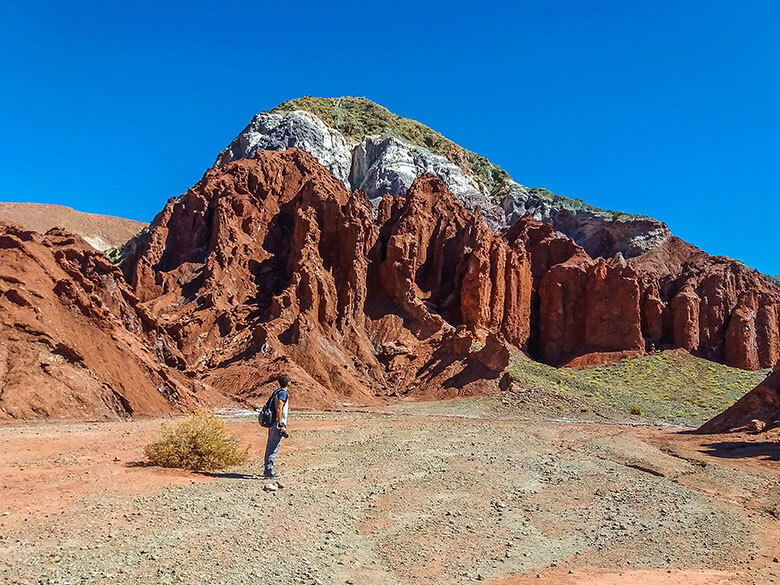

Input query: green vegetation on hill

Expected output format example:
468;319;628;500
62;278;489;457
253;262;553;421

274;96;450;150
761;273;780;287
505;350;768;426
733;260;780;290
106;226;150;265
272;96;510;197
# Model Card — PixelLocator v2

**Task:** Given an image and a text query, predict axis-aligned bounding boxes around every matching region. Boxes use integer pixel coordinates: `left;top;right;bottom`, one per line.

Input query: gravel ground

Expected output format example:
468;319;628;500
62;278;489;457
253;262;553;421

1;410;779;585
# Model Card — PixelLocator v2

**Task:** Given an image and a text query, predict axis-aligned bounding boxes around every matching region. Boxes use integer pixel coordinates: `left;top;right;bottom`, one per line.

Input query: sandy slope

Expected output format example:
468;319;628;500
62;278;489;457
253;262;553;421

1;409;778;585
0;202;145;250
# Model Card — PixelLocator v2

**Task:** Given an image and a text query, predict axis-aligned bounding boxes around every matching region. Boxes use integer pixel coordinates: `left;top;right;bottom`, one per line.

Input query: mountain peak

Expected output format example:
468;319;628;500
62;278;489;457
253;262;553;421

216;96;670;258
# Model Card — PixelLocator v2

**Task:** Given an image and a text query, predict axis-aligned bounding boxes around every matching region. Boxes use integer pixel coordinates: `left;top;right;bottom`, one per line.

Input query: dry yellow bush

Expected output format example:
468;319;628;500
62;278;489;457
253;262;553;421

144;411;249;471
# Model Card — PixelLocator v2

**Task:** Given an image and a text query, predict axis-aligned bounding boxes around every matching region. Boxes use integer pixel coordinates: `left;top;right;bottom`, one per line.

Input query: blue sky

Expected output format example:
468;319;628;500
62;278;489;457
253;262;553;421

2;1;778;272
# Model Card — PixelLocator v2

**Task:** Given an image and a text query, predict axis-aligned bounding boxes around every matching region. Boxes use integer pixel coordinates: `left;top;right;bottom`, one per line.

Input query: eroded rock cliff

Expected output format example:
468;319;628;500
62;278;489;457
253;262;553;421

3;143;778;419
510;219;780;369
121;149;523;406
0;223;218;420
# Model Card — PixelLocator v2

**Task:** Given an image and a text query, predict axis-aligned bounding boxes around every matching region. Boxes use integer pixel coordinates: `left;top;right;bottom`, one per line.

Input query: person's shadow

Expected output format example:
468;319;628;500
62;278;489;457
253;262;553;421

195;472;261;479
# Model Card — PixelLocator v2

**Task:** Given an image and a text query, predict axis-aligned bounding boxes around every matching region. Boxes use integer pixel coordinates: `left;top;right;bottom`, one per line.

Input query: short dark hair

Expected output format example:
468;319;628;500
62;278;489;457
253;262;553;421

278;374;290;387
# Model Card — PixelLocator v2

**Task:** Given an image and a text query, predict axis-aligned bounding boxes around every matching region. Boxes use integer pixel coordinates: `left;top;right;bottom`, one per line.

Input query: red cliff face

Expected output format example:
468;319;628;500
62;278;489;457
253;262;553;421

654;253;780;369
539;258;644;364
377;175;532;347
515;223;780;369
507;216;645;365
0;223;215;420
120;149;529;407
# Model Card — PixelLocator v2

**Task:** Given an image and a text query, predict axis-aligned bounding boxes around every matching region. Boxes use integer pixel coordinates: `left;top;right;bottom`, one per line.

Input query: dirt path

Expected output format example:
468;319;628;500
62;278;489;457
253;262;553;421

1;411;779;585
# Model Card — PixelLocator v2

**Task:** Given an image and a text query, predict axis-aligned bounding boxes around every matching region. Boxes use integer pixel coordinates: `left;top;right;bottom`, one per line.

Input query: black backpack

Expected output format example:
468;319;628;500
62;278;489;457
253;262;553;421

258;389;280;428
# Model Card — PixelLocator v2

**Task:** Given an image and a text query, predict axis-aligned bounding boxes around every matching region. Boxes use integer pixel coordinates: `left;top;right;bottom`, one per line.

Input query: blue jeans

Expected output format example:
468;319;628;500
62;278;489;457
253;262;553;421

264;426;283;477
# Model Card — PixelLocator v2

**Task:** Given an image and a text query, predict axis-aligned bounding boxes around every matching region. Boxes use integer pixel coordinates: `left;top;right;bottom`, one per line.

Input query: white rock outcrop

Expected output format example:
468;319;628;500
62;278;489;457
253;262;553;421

216;110;352;186
350;136;506;230
217;112;507;230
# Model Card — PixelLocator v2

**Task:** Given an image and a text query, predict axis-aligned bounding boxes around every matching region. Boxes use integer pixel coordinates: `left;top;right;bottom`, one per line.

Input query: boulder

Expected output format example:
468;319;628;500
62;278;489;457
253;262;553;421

474;334;512;372
698;368;780;433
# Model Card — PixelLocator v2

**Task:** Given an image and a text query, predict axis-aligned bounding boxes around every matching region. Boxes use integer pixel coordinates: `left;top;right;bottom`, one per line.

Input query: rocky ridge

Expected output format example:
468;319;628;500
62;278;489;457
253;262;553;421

2;98;779;420
121;149;517;408
501;216;780;370
122;149;778;404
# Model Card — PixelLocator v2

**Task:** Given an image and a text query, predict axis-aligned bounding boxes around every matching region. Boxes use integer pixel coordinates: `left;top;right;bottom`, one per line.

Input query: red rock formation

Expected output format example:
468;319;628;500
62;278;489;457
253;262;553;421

507;216;645;366
377;175;532;346
563;350;643;369
504;216;581;282
657;258;780;369
503;216;581;357
536;256;644;365
119;149;530;407
756;302;780;368
671;287;700;352
473;333;513;372
509;214;780;370
0;223;218;420
698;366;780;433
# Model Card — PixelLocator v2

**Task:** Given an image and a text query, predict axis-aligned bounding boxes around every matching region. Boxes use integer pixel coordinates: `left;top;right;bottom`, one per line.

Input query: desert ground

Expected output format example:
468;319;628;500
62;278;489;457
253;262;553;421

2;399;779;585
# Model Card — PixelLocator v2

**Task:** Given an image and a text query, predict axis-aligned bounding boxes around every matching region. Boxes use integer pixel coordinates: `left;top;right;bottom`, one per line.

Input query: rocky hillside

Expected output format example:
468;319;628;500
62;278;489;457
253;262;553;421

113;149;778;407
121;149;517;406
216;97;670;258
0;223;225;419
3;99;779;421
504;215;780;369
214;97;780;365
698;364;780;433
0;202;146;251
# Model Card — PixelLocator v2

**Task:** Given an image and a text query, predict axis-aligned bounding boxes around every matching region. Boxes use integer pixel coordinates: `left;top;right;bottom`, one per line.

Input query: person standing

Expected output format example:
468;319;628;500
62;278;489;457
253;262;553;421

263;374;290;479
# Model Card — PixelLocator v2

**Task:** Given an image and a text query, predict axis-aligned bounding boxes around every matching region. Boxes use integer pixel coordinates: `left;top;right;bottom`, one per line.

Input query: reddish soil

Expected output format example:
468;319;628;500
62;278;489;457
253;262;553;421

2;411;779;584
488;568;740;584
